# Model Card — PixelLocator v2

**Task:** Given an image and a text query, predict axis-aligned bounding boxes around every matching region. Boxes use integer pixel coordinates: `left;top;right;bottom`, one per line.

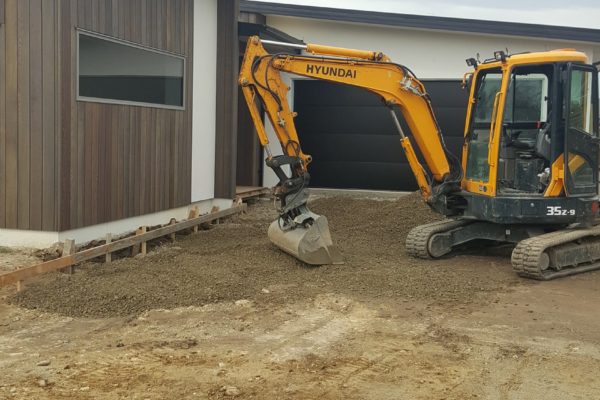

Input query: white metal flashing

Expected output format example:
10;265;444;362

191;0;219;202
0;198;233;249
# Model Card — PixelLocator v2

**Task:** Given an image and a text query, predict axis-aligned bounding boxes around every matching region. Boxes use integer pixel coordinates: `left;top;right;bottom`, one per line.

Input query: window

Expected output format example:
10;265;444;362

567;69;596;190
78;32;185;108
568;69;593;135
504;71;549;123
465;69;502;182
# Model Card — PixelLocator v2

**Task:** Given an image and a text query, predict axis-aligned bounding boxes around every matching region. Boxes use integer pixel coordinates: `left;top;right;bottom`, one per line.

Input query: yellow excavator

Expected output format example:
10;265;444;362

239;36;600;279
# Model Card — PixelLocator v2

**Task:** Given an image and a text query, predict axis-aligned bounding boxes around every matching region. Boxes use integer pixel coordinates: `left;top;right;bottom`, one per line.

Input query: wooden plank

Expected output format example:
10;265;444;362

0;9;6;227
116;106;125;220
0;204;247;287
3;0;16;222
17;0;31;229
103;0;112;34
91;104;100;224
76;101;85;228
140;0;147;45
41;0;56;231
110;105;119;221
214;0;239;199
139;108;147;214
122;106;130;218
29;0;43;230
236;186;270;200
96;0;104;34
102;106;110;223
155;0;163;49
59;0;72;230
110;0;118;36
129;107;141;216
53;0;61;231
84;105;93;227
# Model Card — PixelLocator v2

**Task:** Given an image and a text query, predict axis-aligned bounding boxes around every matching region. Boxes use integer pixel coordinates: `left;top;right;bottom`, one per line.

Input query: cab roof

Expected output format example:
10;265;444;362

477;49;589;70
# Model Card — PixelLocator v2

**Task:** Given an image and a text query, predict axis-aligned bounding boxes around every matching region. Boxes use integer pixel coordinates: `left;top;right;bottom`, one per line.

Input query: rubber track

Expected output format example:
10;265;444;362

406;219;472;259
512;225;600;280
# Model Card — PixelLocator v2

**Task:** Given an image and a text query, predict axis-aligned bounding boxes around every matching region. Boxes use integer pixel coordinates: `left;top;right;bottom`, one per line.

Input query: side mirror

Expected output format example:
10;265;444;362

461;72;474;90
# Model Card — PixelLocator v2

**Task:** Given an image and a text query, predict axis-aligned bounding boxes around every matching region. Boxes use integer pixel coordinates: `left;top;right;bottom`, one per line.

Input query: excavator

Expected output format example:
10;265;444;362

239;35;600;280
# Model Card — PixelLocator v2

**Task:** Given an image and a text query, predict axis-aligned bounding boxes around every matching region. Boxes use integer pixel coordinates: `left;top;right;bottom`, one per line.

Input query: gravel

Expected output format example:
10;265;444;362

10;193;521;317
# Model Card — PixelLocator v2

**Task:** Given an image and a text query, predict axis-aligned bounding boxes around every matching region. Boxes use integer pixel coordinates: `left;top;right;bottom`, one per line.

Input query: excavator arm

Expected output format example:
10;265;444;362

239;36;462;265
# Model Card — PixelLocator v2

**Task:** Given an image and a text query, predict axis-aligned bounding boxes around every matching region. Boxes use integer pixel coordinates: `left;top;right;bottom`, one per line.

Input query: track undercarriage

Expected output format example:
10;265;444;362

406;219;600;280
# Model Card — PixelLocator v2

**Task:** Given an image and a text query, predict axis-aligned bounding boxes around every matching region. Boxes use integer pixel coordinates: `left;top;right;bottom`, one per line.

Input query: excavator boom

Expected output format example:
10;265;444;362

239;36;461;265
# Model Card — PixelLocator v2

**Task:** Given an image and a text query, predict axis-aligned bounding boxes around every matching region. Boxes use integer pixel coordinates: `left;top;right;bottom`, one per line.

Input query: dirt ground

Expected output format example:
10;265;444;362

1;193;600;399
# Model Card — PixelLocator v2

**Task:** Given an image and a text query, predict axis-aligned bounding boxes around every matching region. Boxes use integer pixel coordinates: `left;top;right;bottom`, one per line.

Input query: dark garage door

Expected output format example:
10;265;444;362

294;80;468;191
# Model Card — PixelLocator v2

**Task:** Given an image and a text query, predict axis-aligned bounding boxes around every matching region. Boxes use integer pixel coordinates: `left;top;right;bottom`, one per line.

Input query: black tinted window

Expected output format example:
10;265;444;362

78;33;184;108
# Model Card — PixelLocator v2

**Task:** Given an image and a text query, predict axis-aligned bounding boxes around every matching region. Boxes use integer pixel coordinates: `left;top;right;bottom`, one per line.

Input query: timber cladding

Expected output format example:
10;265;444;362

0;0;194;232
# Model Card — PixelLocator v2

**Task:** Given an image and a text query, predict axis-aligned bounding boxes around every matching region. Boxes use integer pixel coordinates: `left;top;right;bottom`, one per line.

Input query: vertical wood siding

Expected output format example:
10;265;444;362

0;0;194;231
214;0;239;199
59;0;194;231
0;0;58;231
0;0;6;228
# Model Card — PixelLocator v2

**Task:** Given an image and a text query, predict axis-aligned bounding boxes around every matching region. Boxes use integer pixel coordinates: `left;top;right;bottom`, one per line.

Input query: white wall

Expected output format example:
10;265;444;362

266;16;598;79
191;0;218;201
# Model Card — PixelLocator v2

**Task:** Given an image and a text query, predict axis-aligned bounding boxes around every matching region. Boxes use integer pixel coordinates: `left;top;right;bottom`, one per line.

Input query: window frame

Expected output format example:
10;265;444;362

76;29;186;110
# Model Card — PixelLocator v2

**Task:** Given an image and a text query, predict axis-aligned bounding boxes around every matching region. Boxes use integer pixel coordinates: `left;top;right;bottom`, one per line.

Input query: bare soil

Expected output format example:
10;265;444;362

1;193;600;399
0;247;43;274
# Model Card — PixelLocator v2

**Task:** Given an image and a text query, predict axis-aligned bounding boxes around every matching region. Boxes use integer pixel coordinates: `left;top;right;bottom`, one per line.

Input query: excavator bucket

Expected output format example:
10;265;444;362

267;214;343;265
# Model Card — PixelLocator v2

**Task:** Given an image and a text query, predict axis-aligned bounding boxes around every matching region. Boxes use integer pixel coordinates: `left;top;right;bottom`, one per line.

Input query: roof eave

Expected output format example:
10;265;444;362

240;1;600;44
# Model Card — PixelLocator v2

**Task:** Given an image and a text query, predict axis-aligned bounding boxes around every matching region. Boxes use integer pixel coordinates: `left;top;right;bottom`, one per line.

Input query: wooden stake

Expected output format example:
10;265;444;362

169;219;177;241
188;207;200;233
132;229;142;257
62;239;76;274
105;234;112;263
211;206;220;225
140;226;147;255
16;280;23;292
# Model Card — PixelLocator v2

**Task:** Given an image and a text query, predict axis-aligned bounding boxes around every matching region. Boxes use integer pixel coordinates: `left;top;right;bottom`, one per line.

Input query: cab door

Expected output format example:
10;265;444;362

564;64;599;196
463;67;504;195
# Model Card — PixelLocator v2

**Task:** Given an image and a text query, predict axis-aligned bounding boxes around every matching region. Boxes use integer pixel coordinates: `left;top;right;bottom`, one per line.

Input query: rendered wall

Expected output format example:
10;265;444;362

266;16;599;79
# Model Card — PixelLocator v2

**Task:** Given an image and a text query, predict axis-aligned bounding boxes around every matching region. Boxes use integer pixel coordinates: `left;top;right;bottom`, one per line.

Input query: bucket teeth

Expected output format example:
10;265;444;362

268;214;343;265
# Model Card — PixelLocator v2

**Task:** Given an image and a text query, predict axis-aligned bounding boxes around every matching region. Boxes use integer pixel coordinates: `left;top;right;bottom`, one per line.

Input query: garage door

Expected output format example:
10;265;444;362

294;80;468;191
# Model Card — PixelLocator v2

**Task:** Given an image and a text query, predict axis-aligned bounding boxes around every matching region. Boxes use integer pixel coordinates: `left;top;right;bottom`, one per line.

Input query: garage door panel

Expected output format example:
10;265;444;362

425;81;470;108
296;105;397;135
433;108;468;137
441;136;465;160
308;161;417;190
302;134;407;163
294;80;382;107
294;80;467;190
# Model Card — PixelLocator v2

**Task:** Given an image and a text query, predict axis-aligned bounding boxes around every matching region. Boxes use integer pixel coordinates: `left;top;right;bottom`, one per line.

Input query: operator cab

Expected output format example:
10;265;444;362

459;50;599;224
463;52;598;196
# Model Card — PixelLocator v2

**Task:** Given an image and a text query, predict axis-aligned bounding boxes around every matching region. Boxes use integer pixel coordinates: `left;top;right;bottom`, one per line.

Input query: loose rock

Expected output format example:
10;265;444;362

221;385;241;397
